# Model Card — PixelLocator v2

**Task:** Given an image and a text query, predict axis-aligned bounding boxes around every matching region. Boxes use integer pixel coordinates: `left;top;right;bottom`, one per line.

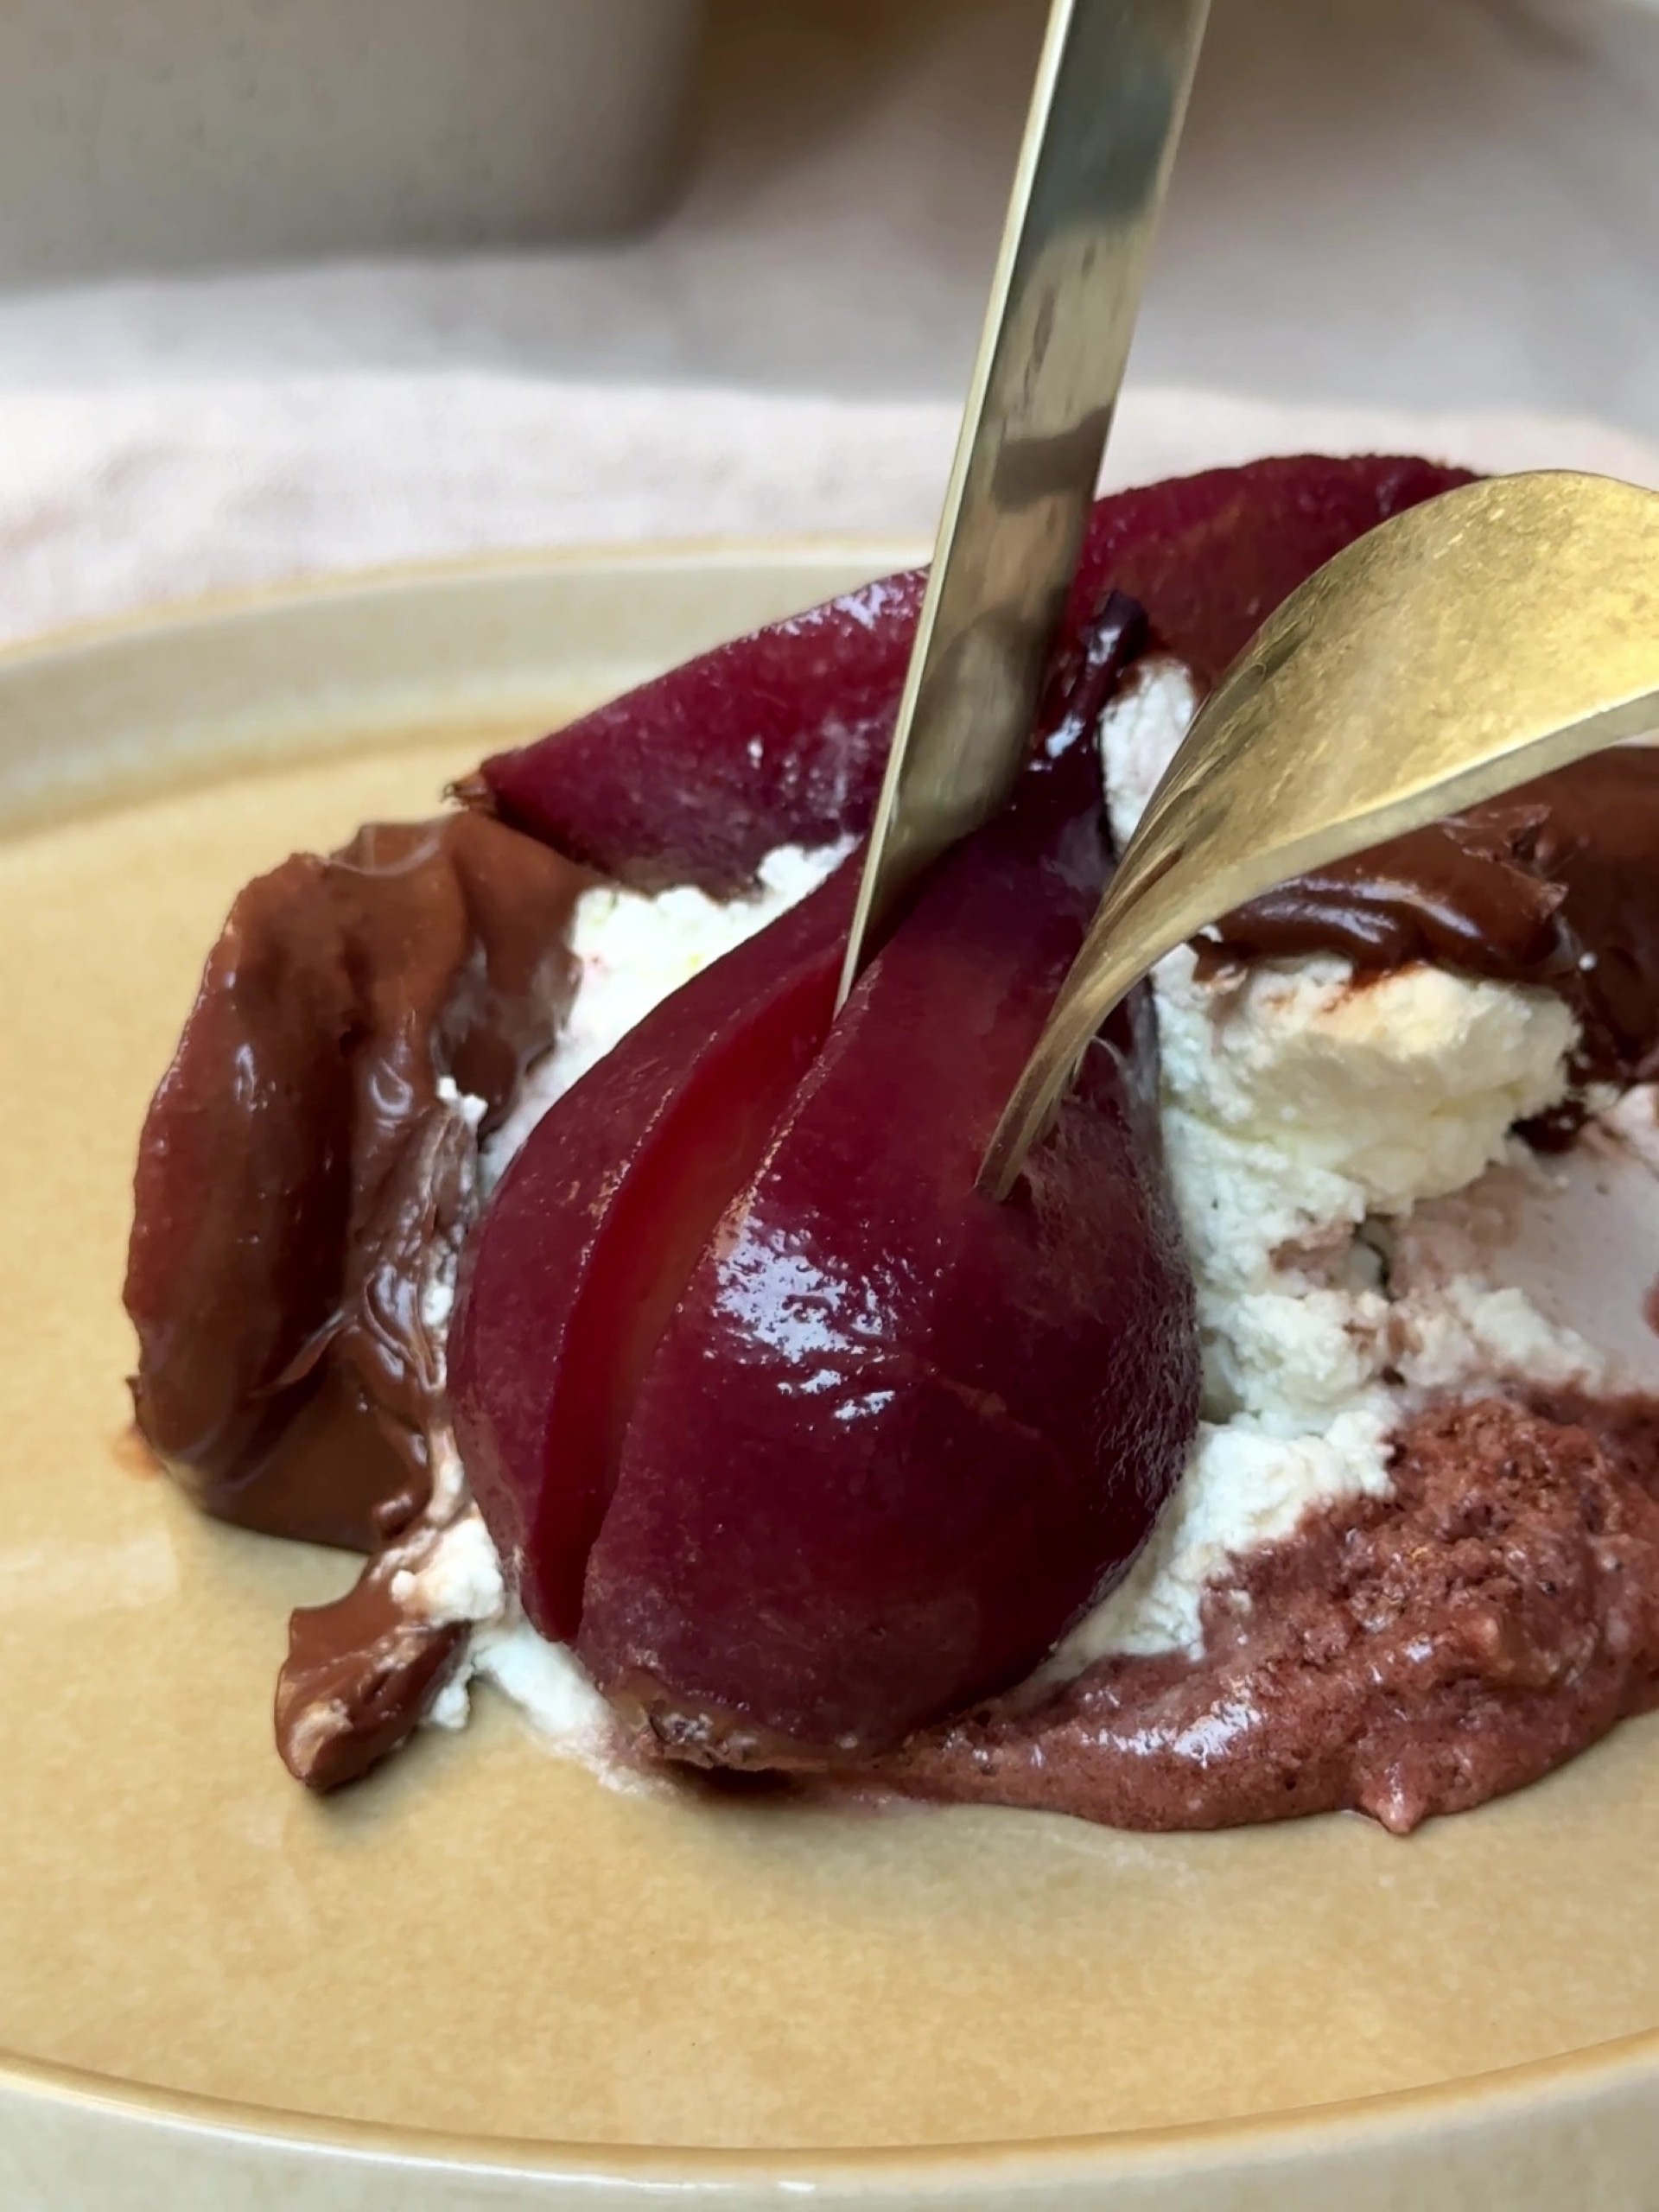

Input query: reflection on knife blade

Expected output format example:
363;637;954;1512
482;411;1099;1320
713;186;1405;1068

837;0;1210;1001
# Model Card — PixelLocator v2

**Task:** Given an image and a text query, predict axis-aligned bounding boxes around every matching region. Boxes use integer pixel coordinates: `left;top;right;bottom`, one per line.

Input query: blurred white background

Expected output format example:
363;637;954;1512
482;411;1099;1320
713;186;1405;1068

2;0;1656;645
0;0;1655;436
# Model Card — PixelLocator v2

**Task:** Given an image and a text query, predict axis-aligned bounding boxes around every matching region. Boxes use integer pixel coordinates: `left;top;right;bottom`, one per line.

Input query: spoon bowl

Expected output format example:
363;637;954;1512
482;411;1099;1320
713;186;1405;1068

981;467;1659;1197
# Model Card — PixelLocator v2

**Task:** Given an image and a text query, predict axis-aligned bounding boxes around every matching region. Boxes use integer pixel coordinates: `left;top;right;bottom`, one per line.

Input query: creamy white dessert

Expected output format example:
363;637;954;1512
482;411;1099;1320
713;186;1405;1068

481;842;852;1179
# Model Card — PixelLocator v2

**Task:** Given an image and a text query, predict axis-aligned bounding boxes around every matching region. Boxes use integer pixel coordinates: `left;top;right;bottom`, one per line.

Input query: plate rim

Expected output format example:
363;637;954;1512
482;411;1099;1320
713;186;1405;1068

0;532;935;677
3;542;1656;2183
6;2019;1658;2183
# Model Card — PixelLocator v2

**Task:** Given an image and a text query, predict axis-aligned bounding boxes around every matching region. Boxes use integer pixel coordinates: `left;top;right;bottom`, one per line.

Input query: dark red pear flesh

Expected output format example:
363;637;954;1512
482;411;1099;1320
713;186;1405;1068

1062;453;1472;689
450;862;861;1641
474;456;1471;894
575;731;1198;1764
478;572;924;895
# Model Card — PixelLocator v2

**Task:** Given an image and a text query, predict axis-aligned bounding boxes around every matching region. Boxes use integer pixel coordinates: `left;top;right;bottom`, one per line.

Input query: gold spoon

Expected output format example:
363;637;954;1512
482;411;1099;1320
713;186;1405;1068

979;467;1659;1199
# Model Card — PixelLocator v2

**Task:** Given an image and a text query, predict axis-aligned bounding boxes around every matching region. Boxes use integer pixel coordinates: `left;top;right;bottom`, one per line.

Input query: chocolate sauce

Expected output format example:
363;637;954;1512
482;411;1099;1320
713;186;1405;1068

1206;750;1659;1088
124;814;591;1551
276;1516;466;1789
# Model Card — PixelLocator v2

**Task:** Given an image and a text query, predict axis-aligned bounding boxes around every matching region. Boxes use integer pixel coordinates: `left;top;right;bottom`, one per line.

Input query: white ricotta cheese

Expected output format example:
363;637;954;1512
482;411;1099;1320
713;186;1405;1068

1050;1406;1395;1669
401;1504;620;1768
391;1504;505;1627
480;840;849;1182
1065;654;1656;1661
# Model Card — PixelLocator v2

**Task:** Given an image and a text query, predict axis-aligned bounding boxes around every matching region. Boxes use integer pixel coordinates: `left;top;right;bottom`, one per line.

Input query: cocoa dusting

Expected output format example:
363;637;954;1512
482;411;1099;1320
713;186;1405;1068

871;1396;1659;1833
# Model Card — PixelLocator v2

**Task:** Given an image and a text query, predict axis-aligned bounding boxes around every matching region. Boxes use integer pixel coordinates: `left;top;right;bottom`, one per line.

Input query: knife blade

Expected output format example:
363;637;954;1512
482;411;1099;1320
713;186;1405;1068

836;0;1210;1004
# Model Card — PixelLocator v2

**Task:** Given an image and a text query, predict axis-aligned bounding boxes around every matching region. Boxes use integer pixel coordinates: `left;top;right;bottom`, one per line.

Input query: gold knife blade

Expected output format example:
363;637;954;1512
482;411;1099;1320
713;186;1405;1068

836;0;1210;1004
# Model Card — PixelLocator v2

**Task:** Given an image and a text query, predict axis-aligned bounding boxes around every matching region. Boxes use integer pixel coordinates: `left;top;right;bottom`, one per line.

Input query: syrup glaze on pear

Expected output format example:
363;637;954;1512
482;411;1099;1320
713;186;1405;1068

451;862;860;1641
452;606;1194;1765
578;728;1198;1762
474;456;1470;890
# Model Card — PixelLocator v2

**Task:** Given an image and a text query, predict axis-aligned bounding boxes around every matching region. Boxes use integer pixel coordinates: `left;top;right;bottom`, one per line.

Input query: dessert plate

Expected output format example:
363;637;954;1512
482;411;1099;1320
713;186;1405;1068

2;543;1657;2210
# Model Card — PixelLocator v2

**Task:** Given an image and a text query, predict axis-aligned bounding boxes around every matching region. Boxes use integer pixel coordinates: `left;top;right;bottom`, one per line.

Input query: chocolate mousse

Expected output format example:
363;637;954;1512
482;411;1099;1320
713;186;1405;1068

276;1507;468;1790
124;815;592;1781
874;1395;1659;1833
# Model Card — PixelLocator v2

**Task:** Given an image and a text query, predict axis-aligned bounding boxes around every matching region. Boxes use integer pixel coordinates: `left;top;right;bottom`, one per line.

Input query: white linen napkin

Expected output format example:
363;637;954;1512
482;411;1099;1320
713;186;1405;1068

2;376;1657;646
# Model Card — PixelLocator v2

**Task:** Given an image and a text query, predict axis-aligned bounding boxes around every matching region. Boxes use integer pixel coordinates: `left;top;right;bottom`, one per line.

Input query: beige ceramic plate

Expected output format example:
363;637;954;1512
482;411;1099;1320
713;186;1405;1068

3;546;1658;2211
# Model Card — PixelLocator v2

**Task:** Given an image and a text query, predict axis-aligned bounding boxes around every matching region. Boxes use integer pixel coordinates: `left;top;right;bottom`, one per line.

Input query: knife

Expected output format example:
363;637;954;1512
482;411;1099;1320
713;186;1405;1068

836;0;1211;1004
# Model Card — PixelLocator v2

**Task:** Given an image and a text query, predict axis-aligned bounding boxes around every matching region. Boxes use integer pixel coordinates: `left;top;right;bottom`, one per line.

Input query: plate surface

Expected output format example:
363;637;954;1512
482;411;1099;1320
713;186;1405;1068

2;546;1657;2209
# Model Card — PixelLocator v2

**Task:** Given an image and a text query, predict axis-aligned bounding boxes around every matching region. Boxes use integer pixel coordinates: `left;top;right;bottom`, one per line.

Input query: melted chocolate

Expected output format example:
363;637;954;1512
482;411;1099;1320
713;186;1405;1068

1208;750;1659;1088
276;1510;467;1789
124;814;591;1550
868;1395;1659;1833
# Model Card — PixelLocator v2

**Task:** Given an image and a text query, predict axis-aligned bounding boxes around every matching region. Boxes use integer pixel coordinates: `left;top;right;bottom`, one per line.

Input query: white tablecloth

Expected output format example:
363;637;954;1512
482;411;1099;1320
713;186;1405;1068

0;0;1656;442
2;378;1656;648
